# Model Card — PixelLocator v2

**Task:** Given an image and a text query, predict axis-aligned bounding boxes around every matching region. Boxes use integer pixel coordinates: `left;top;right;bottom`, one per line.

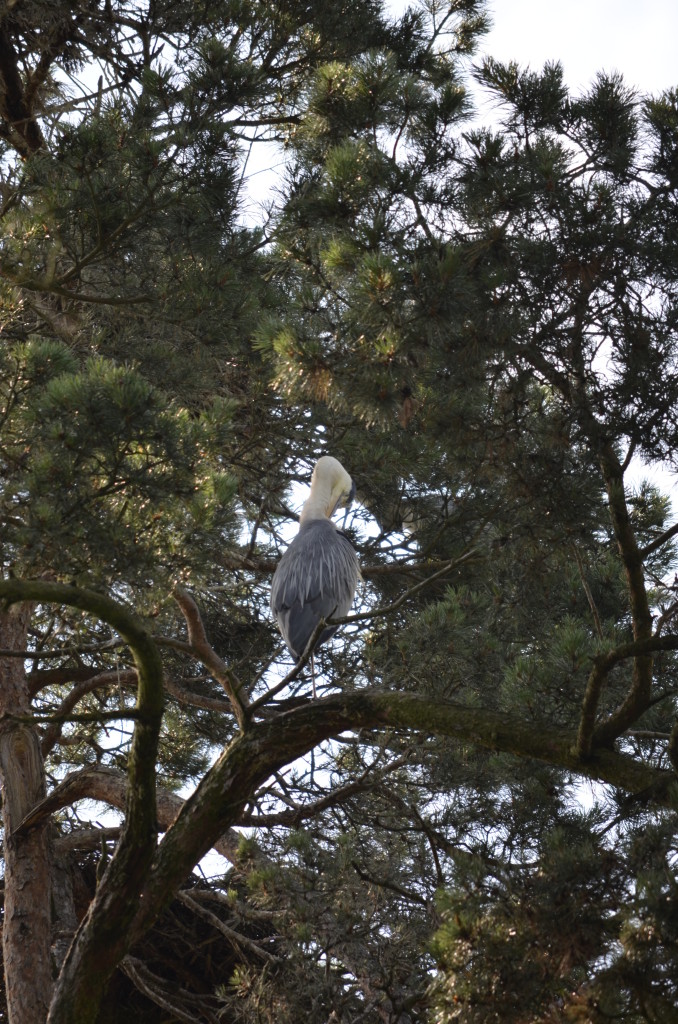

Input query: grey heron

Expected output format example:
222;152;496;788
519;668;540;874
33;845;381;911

270;456;359;667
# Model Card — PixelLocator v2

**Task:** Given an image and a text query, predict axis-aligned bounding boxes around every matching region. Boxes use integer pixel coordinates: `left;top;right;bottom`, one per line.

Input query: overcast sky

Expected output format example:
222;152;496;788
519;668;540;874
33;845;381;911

479;0;678;94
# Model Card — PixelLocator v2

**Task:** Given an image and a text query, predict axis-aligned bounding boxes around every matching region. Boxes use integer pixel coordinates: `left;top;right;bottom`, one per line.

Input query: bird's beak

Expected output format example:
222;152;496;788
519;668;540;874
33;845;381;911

341;480;356;527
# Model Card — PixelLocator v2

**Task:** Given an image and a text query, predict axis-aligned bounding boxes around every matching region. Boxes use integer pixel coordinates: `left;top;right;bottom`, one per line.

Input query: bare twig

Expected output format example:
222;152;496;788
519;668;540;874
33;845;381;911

248;619;325;711
326;546;481;629
40;669;137;756
571;544;604;641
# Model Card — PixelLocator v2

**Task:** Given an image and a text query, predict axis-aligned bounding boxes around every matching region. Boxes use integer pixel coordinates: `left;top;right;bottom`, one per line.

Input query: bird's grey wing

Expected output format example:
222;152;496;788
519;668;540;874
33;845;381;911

270;522;359;660
273;593;341;662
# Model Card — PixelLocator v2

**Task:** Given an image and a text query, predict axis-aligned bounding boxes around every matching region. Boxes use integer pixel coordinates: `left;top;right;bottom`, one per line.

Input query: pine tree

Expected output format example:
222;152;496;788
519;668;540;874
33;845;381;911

1;2;678;1023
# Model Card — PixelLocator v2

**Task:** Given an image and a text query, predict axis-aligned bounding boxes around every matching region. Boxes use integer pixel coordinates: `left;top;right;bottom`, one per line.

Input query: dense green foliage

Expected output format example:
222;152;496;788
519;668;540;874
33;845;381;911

0;1;678;1022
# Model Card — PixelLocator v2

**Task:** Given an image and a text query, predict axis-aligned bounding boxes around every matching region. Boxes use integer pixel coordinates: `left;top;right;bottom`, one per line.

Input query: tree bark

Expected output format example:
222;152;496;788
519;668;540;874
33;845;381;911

0;604;53;1024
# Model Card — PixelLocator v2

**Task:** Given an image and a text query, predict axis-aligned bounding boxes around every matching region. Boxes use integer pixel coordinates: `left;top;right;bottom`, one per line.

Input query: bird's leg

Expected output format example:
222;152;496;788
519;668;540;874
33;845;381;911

311;652;316;699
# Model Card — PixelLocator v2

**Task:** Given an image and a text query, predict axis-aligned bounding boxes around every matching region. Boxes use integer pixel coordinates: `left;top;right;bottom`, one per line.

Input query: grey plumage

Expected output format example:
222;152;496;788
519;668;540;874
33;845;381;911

270;457;359;662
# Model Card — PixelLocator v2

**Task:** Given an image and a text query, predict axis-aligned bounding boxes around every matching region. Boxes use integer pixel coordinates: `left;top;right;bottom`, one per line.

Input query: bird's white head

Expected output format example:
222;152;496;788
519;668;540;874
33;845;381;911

300;455;356;523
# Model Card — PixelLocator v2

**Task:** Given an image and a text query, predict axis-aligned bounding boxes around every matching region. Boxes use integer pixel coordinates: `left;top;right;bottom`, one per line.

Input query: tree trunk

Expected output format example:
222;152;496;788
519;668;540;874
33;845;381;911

0;604;53;1024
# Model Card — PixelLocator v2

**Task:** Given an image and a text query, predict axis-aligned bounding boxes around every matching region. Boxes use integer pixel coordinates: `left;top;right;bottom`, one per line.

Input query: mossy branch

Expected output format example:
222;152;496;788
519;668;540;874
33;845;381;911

125;689;678;954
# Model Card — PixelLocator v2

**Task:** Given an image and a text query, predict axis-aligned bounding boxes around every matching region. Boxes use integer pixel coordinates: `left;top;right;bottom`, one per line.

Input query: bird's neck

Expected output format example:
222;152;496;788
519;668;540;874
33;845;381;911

299;482;336;524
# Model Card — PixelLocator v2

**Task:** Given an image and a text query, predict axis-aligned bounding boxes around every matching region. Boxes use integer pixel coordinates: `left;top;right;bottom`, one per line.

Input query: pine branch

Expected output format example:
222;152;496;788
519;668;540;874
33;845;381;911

571;544;604;641
593;444;655;745
640;519;678;559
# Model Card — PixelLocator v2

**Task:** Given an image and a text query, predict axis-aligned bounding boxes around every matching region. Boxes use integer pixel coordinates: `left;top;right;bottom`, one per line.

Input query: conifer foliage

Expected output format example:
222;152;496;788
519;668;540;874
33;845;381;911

0;2;677;1022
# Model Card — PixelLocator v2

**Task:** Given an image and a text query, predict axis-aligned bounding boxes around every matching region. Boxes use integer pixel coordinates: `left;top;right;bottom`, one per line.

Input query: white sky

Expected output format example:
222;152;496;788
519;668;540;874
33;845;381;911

479;0;678;94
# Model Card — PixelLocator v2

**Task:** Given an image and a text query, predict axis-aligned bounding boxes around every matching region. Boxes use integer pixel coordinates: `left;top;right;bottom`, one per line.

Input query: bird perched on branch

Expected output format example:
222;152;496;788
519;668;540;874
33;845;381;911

270;456;359;666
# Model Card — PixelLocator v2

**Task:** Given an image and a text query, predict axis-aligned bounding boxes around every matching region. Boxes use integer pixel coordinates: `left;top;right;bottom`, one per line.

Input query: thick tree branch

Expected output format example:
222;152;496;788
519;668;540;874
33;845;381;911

7;653;678;1024
124;689;678;960
0;26;45;155
593;444;655;745
5;582;676;1024
578;632;678;756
